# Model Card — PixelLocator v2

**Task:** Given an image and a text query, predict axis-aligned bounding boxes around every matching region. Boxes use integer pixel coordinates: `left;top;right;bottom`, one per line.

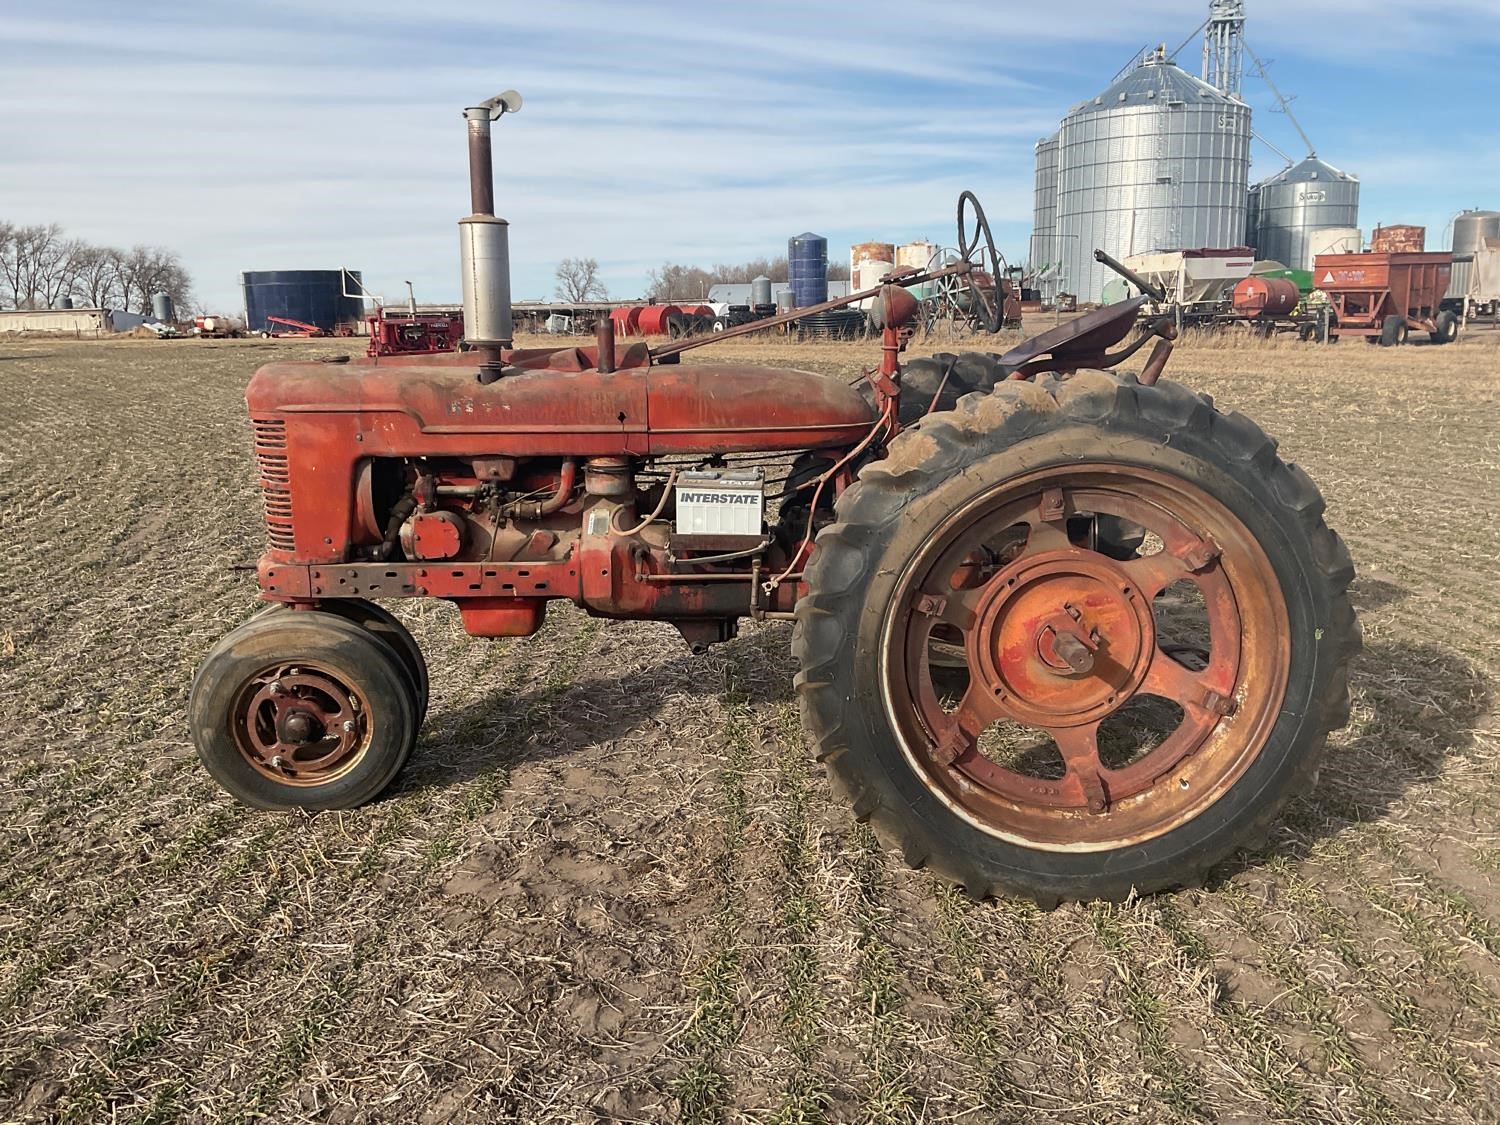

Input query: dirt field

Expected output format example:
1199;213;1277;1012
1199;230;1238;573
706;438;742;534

1;326;1498;1124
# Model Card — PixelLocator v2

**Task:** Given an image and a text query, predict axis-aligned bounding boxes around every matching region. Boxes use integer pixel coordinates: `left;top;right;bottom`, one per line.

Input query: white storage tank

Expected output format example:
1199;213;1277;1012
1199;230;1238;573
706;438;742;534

1306;226;1361;262
1447;210;1500;301
895;240;939;272
849;241;895;310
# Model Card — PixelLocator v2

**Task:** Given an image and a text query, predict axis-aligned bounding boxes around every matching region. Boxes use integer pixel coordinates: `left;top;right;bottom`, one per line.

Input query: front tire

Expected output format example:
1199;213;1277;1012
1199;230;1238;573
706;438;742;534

254;599;428;722
793;371;1358;903
189;610;419;810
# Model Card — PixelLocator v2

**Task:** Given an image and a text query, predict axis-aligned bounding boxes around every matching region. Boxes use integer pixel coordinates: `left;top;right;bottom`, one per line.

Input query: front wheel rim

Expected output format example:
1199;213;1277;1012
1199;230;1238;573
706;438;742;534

231;661;372;786
879;463;1291;852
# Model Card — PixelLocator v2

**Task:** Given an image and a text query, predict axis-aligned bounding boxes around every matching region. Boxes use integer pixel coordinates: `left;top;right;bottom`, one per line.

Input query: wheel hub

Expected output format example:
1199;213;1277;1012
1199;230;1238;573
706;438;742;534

966;550;1154;728
236;665;369;783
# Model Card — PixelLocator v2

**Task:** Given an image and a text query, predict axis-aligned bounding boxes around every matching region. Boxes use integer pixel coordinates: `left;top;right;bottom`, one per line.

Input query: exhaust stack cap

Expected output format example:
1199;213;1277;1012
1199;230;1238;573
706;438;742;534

469;90;523;119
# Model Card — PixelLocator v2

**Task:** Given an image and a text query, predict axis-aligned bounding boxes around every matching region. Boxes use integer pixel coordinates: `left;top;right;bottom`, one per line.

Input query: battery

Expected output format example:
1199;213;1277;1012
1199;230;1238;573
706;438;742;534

674;468;764;538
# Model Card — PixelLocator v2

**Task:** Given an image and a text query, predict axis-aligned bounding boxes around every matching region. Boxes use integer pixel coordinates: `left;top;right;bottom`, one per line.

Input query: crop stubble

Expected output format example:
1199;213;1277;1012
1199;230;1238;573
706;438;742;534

0;328;1497;1122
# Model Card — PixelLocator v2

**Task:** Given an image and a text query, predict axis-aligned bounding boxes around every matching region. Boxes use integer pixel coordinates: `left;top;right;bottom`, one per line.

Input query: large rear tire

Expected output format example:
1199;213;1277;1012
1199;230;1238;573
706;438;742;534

793;371;1358;903
860;352;1016;427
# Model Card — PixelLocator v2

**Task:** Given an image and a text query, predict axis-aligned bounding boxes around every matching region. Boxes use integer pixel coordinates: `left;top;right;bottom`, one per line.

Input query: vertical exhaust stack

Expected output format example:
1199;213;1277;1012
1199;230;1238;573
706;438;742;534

459;90;522;380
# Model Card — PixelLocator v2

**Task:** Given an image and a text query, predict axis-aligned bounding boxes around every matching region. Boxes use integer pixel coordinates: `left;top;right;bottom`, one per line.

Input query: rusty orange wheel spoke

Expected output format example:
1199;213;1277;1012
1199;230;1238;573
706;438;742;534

1022;489;1074;554
1118;551;1188;599
932;686;1007;767
915;586;984;632
1050;722;1110;813
1142;646;1235;720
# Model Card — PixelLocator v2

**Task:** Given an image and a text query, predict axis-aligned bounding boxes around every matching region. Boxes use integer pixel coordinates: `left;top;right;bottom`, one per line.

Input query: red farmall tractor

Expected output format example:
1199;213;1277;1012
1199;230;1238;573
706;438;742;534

190;93;1359;903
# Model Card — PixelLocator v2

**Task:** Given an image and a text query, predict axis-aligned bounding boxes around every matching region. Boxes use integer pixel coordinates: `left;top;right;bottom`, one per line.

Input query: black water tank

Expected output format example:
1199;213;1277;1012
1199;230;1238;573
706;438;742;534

241;269;364;333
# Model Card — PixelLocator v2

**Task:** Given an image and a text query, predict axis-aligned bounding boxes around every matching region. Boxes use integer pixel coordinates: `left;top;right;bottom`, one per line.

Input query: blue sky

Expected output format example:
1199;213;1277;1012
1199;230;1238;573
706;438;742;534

4;1;1498;312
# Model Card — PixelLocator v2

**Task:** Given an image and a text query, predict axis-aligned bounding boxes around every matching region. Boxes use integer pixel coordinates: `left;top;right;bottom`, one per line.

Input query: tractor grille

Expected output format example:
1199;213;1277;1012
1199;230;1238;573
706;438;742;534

251;417;295;552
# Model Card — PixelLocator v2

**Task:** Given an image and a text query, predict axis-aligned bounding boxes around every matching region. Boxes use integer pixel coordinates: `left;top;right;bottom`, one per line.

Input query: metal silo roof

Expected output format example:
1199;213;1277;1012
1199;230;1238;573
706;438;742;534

1068;57;1242;116
1253;156;1357;188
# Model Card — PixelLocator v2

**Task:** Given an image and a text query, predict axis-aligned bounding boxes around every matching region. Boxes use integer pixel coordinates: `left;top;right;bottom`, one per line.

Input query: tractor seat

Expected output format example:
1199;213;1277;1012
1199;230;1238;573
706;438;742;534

997;296;1147;370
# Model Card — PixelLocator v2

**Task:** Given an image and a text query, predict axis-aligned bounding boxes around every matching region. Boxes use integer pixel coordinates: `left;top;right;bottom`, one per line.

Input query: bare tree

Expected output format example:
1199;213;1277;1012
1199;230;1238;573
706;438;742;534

0;220;192;313
70;245;124;309
38;238;87;309
0;222;13;306
645;262;713;302
646;254;801;301
116;245;192;314
707;255;788;284
0;223;65;308
554;257;607;303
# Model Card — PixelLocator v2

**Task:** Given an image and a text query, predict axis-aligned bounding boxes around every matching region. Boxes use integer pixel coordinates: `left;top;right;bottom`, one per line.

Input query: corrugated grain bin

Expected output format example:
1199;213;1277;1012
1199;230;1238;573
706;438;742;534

788;233;828;308
750;276;773;306
1232;276;1299;317
1052;49;1250;304
1249;157;1360;271
1031;133;1060;301
1370;225;1425;253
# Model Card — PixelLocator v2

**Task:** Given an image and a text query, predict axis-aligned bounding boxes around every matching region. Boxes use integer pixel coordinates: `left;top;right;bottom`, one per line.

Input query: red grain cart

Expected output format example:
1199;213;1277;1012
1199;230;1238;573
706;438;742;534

1313;252;1458;346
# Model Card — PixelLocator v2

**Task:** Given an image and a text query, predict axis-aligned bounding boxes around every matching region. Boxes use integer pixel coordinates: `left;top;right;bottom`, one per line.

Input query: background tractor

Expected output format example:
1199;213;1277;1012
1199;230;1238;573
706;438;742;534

189;92;1358;904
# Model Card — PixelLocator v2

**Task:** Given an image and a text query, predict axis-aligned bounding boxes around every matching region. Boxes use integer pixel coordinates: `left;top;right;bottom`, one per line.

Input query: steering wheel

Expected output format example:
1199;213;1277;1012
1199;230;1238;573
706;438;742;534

956;190;1006;333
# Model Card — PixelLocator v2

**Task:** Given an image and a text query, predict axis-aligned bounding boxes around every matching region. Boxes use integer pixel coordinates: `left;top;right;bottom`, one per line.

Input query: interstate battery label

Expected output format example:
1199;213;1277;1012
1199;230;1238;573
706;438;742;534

677;491;759;505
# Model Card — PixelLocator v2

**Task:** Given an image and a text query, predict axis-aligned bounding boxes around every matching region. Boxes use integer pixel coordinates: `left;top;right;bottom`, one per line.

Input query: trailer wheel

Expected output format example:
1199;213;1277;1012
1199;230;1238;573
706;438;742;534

1380;315;1408;347
1430;310;1459;344
190;610;419;810
794;371;1358;903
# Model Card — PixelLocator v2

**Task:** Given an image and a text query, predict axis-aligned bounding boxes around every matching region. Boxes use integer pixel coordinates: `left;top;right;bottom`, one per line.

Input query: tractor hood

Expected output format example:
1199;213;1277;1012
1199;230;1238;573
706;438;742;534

246;355;877;456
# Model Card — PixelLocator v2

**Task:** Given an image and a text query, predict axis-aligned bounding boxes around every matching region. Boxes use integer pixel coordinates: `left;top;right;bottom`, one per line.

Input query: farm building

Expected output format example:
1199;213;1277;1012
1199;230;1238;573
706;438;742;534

0;307;146;335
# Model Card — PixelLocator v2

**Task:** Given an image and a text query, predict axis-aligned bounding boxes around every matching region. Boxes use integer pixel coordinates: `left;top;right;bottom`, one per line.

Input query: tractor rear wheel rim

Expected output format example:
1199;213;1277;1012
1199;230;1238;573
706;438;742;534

882;464;1290;852
231;662;371;786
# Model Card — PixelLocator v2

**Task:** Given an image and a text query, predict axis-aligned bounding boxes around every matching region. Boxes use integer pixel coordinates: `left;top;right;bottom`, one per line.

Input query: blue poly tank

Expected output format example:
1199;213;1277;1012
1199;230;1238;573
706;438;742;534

787;233;828;308
240;269;364;333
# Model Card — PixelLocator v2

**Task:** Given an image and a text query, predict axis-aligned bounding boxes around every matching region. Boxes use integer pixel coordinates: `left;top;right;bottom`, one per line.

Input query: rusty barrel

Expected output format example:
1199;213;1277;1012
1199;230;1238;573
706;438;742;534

636;305;681;335
609;306;642;337
1232;276;1299;318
